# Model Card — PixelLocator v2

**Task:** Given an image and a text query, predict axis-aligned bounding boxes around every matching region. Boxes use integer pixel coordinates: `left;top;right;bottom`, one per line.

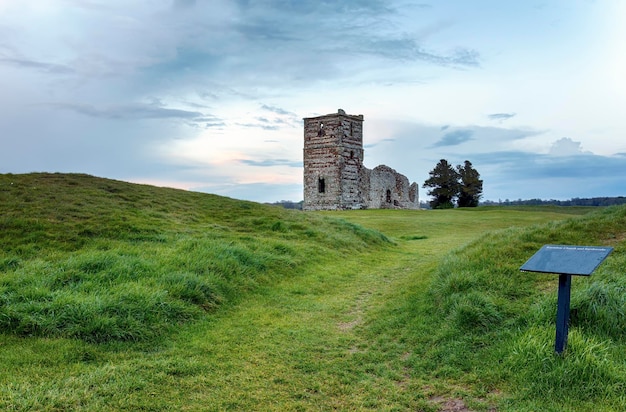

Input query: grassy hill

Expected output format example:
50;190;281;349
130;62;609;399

0;173;388;343
1;173;624;411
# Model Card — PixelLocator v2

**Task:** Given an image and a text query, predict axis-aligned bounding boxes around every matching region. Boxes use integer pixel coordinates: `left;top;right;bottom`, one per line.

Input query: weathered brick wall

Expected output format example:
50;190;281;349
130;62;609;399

303;110;364;211
303;110;419;211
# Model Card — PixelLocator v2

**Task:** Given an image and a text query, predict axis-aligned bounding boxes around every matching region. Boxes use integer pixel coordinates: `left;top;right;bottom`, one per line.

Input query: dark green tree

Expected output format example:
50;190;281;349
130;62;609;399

422;159;460;209
456;160;483;207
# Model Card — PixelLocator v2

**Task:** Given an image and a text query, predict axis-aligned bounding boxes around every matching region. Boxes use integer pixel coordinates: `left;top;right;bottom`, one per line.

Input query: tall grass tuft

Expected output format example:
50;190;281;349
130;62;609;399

504;327;625;409
569;281;626;340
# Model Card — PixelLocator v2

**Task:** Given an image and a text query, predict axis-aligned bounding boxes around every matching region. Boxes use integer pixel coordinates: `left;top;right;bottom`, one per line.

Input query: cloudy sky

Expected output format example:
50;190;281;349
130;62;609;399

1;0;625;203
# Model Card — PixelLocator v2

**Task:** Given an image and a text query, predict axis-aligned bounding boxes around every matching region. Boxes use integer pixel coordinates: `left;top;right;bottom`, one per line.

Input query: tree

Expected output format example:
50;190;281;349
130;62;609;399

423;159;483;208
456;160;483;207
422;159;460;209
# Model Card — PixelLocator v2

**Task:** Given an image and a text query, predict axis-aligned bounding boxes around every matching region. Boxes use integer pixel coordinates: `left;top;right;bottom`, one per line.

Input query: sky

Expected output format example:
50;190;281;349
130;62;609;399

1;0;625;204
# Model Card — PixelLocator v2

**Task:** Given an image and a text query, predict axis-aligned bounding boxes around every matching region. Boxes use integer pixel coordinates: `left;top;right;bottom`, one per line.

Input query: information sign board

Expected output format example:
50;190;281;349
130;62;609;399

520;245;613;276
520;244;613;354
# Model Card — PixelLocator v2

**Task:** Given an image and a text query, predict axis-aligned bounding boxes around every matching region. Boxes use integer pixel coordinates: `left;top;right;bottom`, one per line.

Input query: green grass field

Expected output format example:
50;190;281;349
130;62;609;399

1;173;624;411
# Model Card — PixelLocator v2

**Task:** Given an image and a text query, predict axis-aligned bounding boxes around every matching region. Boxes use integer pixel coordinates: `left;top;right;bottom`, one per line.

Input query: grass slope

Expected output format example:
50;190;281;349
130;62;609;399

0;173;388;343
423;205;626;411
1;173;623;411
352;206;625;411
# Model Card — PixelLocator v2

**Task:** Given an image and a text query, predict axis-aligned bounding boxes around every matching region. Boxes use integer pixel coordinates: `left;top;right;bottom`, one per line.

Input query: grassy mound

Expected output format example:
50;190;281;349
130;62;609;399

426;205;626;410
0;173;390;343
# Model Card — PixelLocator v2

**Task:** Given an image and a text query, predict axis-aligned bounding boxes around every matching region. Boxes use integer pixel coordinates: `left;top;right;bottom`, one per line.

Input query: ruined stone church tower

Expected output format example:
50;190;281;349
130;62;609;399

303;109;419;211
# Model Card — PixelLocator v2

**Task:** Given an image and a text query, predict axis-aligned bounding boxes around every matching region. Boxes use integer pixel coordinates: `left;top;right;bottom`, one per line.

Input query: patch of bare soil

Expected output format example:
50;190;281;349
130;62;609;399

429;396;472;412
428;392;498;412
336;291;372;332
605;231;626;246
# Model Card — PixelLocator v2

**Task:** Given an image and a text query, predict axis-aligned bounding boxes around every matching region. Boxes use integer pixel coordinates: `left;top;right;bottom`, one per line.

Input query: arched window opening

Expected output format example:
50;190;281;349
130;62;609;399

350;150;354;159
386;189;392;203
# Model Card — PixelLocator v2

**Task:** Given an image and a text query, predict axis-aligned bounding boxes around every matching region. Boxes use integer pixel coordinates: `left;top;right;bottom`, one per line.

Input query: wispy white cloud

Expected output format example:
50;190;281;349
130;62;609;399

236;122;280;131
260;104;297;117
549;137;589;156
0;56;75;74
51;102;206;120
239;159;301;168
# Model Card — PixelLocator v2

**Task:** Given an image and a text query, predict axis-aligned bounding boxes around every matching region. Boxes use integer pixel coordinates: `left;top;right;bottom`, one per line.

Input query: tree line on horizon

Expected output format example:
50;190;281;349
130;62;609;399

481;197;626;207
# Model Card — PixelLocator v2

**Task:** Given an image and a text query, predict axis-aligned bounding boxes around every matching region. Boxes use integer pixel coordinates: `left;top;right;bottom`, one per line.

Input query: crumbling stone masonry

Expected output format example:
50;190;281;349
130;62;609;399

303;109;419;211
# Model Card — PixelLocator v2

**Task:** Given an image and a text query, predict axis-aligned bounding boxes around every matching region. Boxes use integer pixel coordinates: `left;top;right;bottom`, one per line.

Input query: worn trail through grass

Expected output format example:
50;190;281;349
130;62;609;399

139;209;579;410
166;244;435;410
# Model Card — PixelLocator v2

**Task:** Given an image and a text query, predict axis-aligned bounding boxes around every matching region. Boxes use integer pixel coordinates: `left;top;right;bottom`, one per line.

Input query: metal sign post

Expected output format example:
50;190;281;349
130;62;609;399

554;273;572;354
520;245;613;354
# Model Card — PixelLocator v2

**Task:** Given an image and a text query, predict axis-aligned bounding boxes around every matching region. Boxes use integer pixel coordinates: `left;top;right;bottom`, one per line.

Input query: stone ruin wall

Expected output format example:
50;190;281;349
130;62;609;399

303;110;419;211
363;165;419;209
303;111;365;211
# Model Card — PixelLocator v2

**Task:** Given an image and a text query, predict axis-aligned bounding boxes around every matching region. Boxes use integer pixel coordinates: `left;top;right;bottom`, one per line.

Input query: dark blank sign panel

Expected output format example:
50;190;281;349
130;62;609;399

520;245;614;276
